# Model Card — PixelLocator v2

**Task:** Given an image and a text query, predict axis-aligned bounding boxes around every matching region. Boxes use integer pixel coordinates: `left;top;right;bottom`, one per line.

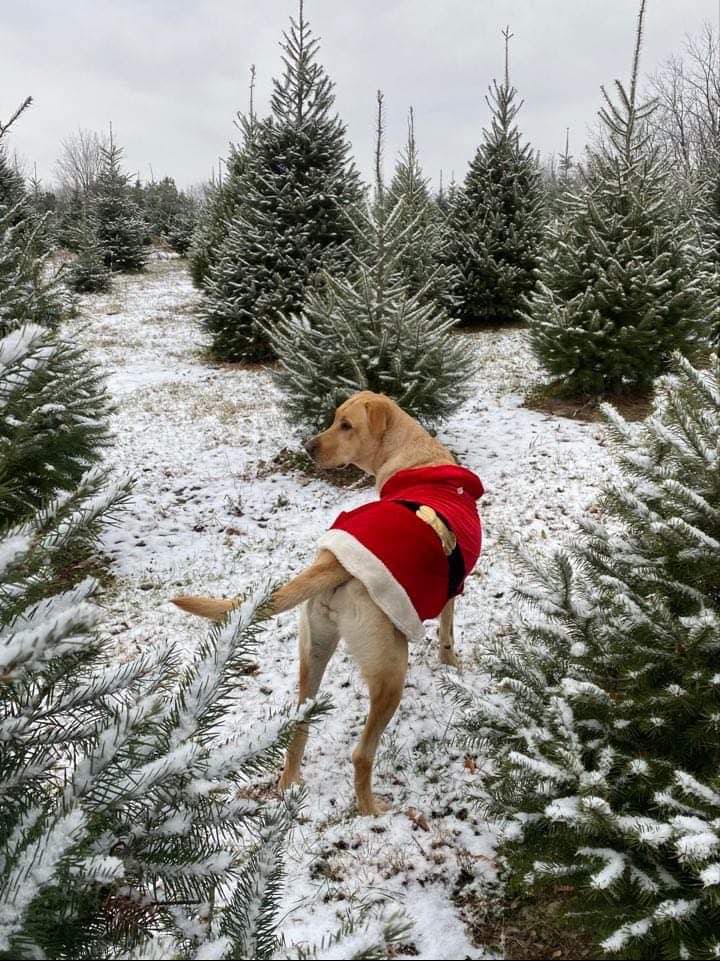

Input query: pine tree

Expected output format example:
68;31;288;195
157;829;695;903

542;129;576;212
387;108;458;313
0;101;66;333
270;92;473;431
443;28;544;325
0;515;328;959
93;129;146;272
164;201;197;256
141;176;197;253
527;2;718;396
202;2;362;361
0;325;116;524
66;214;111;294
451;353;720;958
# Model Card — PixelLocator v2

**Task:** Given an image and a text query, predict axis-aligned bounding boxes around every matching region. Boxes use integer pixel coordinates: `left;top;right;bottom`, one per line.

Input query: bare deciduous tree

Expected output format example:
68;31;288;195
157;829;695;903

649;22;720;175
55;127;109;195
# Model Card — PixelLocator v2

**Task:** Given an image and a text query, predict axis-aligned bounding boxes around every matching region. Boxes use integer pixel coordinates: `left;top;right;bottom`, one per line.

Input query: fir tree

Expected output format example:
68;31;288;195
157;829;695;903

0;325;116;524
164;202;197;255
387;108;458;313
527;2;718;396
93;129;146;272
142;175;197;253
66;215;111;294
451;353;720;958
0;322;325;961
0;523;326;959
202;2;362;361
0;101;66;333
443;28;544;325
270;92;472;431
55;186;86;251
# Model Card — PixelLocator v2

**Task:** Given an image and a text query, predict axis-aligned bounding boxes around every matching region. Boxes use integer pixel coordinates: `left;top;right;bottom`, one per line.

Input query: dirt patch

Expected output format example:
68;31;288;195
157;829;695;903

253;446;374;490
524;381;653;423
200;351;280;373
461;890;597;960
455;318;527;336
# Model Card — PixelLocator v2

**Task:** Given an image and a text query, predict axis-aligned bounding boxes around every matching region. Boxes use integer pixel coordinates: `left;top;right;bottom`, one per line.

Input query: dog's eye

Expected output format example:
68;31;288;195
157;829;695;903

339;421;352;431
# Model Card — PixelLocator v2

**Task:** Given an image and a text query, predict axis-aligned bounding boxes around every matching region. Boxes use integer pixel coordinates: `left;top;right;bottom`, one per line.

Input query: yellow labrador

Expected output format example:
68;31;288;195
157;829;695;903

173;391;463;816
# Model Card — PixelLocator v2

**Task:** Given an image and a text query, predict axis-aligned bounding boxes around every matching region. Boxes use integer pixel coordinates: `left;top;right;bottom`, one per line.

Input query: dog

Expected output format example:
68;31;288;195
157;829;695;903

172;391;483;816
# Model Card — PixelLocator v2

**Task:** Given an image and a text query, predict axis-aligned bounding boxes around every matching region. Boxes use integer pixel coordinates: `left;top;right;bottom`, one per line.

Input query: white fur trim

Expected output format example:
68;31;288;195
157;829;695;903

318;529;425;642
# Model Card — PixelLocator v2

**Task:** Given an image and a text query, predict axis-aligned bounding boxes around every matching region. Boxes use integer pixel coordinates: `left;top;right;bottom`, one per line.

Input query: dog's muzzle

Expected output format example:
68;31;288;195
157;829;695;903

303;437;319;458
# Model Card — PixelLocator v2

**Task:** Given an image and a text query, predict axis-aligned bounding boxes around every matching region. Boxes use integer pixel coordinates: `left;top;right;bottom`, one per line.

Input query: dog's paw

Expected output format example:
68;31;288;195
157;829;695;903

357;794;391;817
439;649;460;668
277;770;303;794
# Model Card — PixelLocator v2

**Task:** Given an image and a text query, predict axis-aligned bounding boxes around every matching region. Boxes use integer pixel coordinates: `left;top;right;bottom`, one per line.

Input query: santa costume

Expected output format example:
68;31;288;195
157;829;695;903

319;464;484;641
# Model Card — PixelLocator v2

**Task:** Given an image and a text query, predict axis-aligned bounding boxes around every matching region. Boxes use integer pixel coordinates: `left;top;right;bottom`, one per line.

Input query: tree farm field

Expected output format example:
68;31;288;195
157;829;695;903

61;256;610;958
5;0;720;958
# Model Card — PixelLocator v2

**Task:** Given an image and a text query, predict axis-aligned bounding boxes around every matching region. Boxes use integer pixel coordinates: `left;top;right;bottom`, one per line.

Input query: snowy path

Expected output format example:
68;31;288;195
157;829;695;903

66;259;612;959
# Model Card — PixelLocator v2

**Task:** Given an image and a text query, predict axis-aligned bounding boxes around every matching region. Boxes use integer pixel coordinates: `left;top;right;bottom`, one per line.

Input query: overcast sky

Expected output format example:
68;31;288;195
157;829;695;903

2;0;718;191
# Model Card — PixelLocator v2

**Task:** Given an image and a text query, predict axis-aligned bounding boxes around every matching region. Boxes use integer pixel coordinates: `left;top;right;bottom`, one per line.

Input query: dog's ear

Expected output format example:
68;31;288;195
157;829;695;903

365;397;390;437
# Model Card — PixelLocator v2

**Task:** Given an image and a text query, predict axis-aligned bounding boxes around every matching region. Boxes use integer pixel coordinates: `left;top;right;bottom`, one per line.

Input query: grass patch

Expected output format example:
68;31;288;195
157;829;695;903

53;549;118;594
253;446;373;490
524;380;653;423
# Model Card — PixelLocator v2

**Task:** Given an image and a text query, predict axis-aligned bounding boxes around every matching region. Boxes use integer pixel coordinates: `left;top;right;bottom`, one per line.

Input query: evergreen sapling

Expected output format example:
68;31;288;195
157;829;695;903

271;92;473;431
201;1;362;361
443;28;545;325
66;214;111;294
451;353;720;958
93;129;146;273
527;1;718;396
387;108;459;314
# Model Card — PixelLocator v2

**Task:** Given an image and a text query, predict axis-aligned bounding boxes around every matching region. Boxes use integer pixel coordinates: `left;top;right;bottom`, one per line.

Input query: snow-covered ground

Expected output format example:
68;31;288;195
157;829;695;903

66;259;612;959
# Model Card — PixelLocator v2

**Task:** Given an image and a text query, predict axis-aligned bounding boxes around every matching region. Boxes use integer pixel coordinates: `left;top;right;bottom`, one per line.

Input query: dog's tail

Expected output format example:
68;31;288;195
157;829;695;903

171;550;350;622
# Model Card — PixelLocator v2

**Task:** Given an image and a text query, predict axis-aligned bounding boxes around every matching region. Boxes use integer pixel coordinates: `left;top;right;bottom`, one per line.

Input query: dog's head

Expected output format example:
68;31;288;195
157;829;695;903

304;391;394;473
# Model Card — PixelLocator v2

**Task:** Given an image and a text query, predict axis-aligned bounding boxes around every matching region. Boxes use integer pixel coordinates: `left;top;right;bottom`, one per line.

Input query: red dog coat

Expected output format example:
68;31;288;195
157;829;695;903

319;465;484;641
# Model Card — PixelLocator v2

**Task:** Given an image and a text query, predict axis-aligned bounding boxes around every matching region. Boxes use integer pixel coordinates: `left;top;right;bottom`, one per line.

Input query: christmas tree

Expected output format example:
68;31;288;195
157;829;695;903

201;1;362;361
386;108;458;313
443;28;544;325
527;1;717;396
66;214;112;293
0;507;327;959
270;92;472;431
141;175;197;253
93;128;146;272
452;354;720;958
0;100;67;333
0;324;116;524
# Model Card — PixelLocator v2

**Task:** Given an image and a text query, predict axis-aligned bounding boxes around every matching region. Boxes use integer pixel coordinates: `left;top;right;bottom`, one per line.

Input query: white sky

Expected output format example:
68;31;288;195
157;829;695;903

2;0;717;190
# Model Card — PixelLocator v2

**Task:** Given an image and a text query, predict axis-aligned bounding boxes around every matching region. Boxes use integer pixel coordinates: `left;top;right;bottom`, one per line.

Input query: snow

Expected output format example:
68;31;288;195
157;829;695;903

64;260;612;958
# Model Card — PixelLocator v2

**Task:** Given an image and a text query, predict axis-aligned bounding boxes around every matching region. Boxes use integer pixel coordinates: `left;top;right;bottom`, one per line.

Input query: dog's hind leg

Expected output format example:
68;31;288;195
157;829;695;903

278;595;340;792
336;582;408;816
438;597;459;667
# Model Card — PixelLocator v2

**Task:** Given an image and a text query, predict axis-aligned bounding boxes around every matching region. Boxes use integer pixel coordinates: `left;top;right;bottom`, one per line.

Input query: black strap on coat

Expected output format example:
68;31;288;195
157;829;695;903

395;500;466;599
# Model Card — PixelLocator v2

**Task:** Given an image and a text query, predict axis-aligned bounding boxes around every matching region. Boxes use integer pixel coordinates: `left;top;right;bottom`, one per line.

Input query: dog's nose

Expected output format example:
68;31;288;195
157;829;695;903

303;437;318;456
